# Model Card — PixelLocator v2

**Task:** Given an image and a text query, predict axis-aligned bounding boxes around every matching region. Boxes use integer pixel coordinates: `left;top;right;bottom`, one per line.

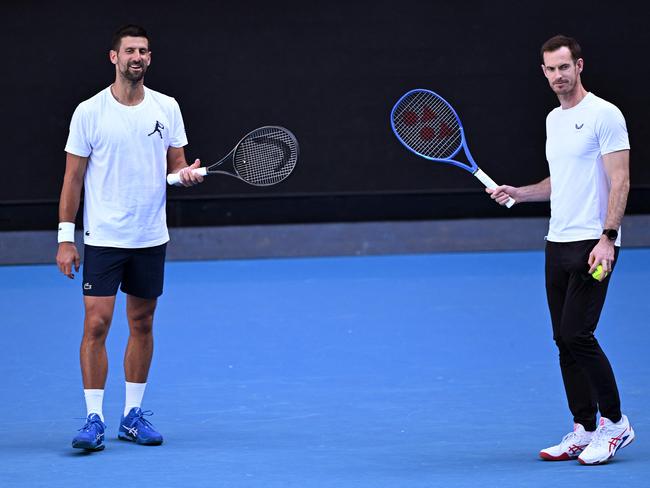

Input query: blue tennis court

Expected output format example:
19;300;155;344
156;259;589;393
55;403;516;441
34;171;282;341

0;248;647;487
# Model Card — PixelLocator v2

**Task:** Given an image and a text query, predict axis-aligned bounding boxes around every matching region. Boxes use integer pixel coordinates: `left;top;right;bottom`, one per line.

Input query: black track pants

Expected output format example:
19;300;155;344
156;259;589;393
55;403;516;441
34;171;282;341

545;240;621;431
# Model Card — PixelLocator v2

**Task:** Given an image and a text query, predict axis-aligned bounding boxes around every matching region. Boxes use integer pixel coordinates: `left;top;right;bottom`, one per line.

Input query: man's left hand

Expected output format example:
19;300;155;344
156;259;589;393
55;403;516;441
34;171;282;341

588;237;615;281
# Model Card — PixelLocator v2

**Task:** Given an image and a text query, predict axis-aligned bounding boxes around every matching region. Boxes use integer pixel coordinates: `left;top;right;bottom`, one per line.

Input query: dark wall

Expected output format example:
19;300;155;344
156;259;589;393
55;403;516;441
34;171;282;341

2;0;648;229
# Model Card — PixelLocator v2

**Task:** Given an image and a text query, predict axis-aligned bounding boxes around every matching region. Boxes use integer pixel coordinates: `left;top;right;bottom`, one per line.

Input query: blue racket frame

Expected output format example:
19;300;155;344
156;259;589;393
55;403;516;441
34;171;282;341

390;88;479;174
390;88;515;208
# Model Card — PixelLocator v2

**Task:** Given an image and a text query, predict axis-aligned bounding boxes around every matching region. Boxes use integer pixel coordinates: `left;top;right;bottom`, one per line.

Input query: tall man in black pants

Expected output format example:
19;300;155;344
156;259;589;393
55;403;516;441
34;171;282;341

487;34;634;465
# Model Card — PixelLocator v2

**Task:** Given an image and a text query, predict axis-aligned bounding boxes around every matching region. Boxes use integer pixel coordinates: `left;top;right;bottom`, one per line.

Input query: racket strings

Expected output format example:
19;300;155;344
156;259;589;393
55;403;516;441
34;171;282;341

234;127;298;186
396;94;460;155
392;91;462;159
396;94;460;156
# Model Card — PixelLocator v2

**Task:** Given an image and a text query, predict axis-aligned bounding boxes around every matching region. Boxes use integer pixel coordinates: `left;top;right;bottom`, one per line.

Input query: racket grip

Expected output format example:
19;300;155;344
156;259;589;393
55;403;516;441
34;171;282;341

166;167;207;186
474;168;516;208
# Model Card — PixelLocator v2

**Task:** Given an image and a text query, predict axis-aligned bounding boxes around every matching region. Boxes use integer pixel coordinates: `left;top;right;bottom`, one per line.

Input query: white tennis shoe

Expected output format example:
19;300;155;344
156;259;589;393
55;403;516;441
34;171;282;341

578;415;635;465
539;423;594;461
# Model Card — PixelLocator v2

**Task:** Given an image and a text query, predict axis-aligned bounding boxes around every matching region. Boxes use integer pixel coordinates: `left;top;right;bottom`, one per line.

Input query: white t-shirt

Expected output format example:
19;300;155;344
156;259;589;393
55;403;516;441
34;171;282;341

65;86;188;248
545;92;629;245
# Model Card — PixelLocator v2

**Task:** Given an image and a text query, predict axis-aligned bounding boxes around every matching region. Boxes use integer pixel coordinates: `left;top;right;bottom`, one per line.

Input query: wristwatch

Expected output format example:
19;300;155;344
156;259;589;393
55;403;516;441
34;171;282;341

602;228;618;241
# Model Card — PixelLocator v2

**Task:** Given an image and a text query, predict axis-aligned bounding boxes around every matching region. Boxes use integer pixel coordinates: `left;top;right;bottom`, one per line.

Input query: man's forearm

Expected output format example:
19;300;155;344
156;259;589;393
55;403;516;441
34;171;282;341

602;149;630;231
59;187;81;223
604;178;630;230
517;177;551;203
59;154;87;223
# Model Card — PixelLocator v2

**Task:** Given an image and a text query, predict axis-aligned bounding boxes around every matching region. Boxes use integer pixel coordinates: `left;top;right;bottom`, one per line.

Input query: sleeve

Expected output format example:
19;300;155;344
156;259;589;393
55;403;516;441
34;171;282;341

64;103;92;157
168;98;188;148
595;104;630;155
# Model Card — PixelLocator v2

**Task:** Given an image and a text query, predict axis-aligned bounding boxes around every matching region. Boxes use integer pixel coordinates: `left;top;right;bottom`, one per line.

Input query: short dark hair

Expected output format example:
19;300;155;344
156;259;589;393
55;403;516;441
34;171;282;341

540;34;581;63
111;24;149;51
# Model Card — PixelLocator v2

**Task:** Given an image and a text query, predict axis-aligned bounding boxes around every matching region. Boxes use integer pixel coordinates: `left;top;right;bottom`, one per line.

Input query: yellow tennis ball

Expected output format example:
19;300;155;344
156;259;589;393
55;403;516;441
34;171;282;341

592;264;608;280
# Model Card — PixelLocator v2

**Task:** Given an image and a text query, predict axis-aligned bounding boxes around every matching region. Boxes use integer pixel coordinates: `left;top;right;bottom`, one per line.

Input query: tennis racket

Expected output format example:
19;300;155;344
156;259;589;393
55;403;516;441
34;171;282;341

390;89;515;207
167;126;299;186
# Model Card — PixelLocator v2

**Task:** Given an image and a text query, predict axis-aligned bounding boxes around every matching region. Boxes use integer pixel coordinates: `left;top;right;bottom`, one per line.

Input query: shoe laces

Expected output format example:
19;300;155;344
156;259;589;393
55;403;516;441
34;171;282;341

560;430;580;446
588;422;617;449
560;426;593;448
77;417;102;432
131;410;156;431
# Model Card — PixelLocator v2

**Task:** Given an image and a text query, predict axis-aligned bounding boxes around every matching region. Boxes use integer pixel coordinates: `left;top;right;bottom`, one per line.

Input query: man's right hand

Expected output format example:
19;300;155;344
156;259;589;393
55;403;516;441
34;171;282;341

486;185;519;206
56;242;80;279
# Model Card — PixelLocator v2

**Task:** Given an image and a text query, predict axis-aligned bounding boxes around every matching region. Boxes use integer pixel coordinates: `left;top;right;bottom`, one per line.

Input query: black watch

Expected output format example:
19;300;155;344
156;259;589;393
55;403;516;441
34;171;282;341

602;228;618;241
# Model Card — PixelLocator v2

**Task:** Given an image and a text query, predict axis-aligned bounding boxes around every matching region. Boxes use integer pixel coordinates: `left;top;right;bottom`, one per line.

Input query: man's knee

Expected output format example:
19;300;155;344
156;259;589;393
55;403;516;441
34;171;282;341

129;313;154;336
127;297;157;336
83;297;115;340
83;313;112;340
559;330;598;353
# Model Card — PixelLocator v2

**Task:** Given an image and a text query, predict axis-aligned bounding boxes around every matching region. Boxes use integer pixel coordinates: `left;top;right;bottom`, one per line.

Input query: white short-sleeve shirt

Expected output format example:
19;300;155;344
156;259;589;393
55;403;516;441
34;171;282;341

65;86;188;248
545;92;629;246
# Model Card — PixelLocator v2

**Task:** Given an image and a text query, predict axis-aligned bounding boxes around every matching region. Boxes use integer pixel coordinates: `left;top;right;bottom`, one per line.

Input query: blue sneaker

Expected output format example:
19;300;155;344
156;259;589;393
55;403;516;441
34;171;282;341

72;413;105;451
118;408;163;445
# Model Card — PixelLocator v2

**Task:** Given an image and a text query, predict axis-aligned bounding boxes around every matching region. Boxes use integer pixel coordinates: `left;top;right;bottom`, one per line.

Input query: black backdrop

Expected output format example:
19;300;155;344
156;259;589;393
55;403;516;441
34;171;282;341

2;0;648;230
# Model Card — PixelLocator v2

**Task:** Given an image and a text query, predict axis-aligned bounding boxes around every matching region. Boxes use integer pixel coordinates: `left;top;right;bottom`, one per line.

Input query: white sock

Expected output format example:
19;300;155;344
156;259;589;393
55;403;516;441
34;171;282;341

84;389;104;422
124;382;147;416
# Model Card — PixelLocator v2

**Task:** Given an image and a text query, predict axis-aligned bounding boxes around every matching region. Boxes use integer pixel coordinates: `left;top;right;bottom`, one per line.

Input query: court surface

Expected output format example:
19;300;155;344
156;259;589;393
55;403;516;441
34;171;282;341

0;248;648;487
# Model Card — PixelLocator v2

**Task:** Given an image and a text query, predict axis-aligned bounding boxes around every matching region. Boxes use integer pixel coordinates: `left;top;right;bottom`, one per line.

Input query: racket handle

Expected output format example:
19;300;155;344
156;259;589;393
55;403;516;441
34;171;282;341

473;168;516;208
166;167;208;186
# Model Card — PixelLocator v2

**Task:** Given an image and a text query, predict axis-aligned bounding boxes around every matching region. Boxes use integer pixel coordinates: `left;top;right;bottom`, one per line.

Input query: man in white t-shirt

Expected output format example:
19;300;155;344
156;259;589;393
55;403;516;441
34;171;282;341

487;35;634;465
56;25;203;451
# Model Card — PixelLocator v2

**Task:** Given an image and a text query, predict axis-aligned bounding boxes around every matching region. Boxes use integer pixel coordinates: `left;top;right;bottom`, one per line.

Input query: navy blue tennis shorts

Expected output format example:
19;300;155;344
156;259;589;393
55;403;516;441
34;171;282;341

82;244;167;298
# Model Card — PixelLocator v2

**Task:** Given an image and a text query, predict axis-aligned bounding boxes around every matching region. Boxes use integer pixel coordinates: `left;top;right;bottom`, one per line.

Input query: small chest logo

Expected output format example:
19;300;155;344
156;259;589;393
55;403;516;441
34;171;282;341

575;123;584;130
147;121;165;139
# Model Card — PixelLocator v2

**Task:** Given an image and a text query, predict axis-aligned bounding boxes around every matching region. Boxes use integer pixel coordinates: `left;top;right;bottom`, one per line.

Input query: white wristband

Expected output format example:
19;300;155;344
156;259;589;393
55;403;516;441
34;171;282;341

57;222;75;243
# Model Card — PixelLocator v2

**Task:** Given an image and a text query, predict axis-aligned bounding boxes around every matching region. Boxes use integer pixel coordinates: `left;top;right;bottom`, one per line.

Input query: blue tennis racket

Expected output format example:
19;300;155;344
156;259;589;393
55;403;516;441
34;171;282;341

390;89;515;207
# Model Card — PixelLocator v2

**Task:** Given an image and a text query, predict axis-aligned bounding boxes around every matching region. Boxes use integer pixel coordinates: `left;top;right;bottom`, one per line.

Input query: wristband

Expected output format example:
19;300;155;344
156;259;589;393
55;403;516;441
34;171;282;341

57;222;75;243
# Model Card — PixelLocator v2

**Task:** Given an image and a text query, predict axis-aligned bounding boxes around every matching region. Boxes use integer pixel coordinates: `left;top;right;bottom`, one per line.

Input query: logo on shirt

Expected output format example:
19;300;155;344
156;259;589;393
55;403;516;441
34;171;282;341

575;123;584;130
147;121;165;139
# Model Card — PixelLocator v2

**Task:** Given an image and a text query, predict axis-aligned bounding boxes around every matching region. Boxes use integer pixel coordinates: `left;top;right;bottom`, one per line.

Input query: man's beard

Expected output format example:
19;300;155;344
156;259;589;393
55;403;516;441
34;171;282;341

122;63;147;82
552;80;574;95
